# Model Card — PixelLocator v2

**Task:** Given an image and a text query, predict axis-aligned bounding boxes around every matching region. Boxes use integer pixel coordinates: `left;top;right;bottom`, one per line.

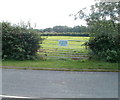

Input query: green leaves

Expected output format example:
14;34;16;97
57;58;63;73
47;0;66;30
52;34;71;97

2;22;42;60
76;2;119;32
86;33;120;62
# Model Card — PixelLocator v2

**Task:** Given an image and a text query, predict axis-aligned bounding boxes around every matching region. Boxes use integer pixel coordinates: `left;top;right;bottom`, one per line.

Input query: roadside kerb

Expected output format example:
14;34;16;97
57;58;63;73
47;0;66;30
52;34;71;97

1;66;119;72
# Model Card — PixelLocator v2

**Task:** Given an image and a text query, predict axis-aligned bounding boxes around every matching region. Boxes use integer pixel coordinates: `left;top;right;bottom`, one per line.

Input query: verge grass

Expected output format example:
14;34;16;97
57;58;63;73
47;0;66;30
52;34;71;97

2;59;118;70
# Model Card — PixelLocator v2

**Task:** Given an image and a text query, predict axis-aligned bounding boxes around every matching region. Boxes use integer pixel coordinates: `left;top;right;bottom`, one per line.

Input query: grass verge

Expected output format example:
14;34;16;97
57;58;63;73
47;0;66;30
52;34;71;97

2;59;119;72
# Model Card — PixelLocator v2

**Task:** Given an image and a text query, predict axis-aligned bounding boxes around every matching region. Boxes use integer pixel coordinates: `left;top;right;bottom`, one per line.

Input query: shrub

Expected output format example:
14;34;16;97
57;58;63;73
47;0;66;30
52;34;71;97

84;20;120;63
2;22;42;60
86;33;120;62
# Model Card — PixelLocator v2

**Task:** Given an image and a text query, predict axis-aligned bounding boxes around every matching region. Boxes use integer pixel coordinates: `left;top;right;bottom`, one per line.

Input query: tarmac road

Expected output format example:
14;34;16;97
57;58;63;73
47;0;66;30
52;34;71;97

2;69;118;98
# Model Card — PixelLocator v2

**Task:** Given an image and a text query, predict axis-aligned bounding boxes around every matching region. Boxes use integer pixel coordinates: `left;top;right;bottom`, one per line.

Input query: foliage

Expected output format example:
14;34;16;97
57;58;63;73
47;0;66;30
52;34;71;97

75;2;120;24
2;22;42;60
75;1;120;62
85;20;120;62
86;32;120;62
40;32;89;36
41;25;89;33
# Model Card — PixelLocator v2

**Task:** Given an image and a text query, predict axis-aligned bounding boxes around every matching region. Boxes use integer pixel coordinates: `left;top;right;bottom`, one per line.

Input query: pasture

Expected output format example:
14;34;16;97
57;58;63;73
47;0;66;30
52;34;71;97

39;36;89;60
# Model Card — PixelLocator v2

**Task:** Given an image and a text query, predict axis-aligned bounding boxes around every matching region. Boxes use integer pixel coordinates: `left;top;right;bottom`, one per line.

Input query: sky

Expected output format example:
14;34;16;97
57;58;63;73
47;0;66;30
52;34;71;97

0;0;95;29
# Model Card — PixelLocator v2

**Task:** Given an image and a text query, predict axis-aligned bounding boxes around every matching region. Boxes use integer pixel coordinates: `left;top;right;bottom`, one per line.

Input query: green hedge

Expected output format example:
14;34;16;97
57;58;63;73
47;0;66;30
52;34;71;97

2;22;42;60
85;21;120;62
86;32;120;62
40;32;90;36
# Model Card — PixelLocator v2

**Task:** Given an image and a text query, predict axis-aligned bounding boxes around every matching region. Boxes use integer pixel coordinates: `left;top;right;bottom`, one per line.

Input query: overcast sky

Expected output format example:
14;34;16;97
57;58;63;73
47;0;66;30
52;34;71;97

0;0;95;29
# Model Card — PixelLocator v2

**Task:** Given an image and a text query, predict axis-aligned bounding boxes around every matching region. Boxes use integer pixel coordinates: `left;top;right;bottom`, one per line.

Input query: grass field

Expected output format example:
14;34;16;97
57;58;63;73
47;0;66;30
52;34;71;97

39;36;89;59
41;36;89;50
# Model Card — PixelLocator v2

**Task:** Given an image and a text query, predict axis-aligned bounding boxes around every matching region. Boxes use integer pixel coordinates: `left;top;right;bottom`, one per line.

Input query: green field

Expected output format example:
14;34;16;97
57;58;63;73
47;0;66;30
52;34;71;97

39;36;89;60
41;36;89;50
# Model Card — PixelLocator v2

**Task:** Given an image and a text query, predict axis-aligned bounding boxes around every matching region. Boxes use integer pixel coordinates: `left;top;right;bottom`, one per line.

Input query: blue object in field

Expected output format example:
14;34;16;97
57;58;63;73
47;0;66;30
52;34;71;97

58;40;68;46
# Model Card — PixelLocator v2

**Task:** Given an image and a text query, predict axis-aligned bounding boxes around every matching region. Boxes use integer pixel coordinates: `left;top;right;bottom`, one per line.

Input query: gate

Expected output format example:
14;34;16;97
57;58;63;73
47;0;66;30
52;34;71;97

38;36;89;60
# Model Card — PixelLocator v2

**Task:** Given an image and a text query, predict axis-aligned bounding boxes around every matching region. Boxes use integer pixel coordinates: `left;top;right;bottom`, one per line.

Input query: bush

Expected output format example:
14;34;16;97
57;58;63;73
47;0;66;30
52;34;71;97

86;33;120;62
2;22;42;60
85;20;120;63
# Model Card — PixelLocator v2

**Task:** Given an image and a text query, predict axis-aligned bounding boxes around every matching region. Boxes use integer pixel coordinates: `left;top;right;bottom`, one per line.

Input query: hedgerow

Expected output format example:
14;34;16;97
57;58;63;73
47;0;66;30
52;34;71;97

40;32;89;37
2;22;42;60
86;22;120;62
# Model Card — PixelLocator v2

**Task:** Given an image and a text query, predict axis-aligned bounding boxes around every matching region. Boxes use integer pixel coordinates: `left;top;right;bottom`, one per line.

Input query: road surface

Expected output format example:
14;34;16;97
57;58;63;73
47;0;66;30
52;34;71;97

2;69;118;98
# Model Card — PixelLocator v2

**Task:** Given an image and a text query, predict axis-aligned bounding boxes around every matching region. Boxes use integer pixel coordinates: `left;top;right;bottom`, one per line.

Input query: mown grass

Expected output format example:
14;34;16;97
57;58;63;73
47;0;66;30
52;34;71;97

2;59;118;70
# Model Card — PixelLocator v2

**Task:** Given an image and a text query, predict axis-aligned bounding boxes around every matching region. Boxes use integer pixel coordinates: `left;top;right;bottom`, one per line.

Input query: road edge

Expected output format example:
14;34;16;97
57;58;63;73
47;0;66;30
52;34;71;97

1;66;120;72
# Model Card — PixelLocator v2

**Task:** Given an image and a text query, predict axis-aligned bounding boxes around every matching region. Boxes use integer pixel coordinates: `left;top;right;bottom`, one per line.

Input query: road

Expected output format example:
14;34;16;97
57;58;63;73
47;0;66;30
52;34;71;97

2;69;118;98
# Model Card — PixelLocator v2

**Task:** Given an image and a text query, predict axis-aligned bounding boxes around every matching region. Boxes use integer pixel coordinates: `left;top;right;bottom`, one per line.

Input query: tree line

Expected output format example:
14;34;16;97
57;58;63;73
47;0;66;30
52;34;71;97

38;25;89;33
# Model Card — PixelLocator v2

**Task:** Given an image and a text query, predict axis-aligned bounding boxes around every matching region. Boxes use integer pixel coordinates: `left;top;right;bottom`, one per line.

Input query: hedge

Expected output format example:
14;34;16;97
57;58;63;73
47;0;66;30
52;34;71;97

40;32;89;37
2;22;42;60
85;22;120;62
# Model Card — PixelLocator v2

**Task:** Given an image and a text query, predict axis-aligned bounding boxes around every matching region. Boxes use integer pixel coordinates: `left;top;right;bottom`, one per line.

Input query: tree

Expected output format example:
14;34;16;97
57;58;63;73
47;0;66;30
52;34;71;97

72;26;81;32
75;1;120;24
43;28;53;32
75;1;120;62
53;26;70;33
42;25;88;33
74;1;119;34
